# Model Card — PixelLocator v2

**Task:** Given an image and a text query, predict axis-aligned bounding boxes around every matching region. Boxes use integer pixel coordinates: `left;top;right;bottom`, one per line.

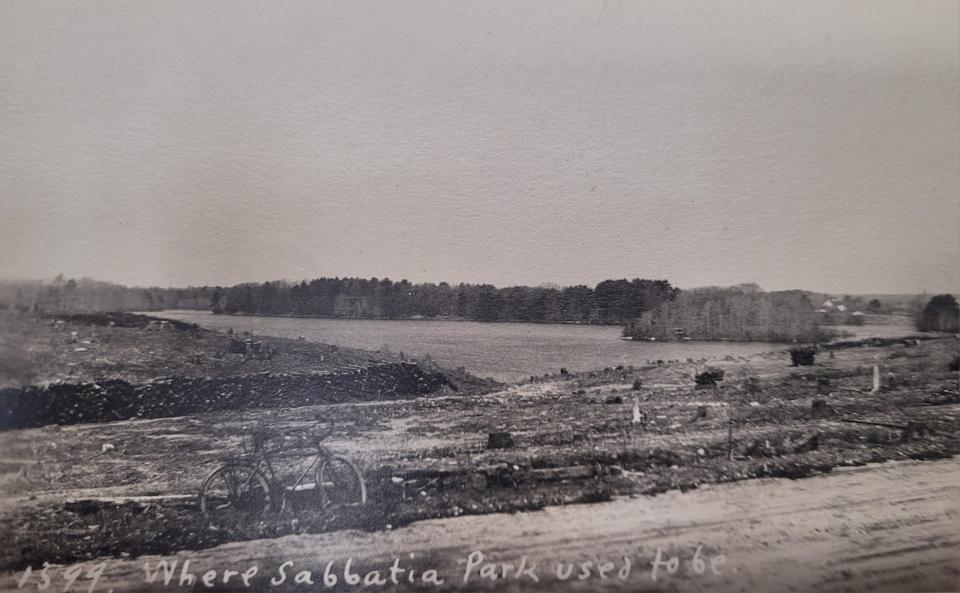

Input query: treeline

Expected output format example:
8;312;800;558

215;277;679;324
623;284;831;342
0;277;211;314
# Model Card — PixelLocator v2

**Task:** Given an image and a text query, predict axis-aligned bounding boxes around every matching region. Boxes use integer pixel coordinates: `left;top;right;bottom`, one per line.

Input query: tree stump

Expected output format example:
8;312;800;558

816;378;831;396
487;432;515;450
810;399;834;418
901;421;931;443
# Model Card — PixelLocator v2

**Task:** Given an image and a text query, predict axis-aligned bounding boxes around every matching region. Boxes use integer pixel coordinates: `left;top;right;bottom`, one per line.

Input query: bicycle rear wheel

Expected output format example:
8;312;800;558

317;456;366;509
199;464;271;518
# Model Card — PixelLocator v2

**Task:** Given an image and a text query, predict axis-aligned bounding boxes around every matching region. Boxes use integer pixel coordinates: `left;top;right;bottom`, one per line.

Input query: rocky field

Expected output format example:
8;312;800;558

0;311;956;582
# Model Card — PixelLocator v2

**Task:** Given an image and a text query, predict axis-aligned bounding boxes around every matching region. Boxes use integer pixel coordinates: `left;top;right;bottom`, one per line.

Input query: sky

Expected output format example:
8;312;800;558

1;0;958;294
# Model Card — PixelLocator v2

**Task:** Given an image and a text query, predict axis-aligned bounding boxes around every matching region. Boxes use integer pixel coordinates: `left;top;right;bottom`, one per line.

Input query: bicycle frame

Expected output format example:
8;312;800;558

237;441;334;504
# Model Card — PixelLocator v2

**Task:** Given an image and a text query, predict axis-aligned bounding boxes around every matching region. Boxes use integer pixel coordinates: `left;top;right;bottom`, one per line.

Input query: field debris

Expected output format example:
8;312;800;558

694;368;725;387
0;311;956;573
486;432;515;450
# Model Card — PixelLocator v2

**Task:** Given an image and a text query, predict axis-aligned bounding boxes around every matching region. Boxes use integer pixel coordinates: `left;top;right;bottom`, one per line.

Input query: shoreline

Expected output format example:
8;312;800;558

148;309;631;328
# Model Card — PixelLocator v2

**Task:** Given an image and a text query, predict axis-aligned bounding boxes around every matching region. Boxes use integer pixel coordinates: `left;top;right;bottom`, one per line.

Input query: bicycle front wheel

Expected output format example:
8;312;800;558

199;463;271;518
317;456;367;509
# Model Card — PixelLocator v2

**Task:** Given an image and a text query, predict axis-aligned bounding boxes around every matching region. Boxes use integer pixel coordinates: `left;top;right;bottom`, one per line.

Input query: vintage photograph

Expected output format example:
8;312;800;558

1;1;958;592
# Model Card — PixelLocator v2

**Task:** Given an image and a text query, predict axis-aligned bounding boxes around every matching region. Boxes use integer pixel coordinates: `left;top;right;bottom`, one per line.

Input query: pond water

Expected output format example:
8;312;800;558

155;311;786;383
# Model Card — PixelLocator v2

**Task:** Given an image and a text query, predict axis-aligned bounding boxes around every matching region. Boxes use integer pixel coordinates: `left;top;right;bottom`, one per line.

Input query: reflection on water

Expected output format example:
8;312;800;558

155;311;785;383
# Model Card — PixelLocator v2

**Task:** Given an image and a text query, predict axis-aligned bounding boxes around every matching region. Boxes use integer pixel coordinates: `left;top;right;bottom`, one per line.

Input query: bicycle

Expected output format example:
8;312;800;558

198;423;367;518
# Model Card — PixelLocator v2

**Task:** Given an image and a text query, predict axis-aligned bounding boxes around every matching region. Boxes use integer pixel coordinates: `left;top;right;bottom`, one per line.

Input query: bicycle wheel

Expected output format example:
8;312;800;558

199;464;271;518
317;456;367;509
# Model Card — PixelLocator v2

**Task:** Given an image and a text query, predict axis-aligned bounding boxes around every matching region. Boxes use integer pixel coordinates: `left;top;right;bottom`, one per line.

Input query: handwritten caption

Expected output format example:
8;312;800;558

15;547;726;590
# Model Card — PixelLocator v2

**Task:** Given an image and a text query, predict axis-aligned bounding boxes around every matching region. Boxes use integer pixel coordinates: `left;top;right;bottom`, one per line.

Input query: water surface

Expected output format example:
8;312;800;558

156;311;786;382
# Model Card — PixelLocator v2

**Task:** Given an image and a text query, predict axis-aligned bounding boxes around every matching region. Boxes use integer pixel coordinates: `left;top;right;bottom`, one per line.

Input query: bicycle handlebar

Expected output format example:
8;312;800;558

248;422;335;450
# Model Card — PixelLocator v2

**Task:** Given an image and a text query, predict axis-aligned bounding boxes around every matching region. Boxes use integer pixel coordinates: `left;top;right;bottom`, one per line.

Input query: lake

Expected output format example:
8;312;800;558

154;311;786;382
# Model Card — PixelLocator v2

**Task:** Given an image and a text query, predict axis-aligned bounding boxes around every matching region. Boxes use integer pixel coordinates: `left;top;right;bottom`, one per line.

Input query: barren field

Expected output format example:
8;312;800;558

3;458;956;592
0;312;957;591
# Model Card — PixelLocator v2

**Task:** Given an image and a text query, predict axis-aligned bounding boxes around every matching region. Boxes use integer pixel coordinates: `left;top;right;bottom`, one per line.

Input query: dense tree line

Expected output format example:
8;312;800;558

623;284;830;342
214;277;678;324
0;276;212;313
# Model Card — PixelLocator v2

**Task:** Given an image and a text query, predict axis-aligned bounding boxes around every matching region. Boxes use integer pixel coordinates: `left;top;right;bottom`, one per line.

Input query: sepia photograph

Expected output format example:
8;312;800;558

1;1;958;592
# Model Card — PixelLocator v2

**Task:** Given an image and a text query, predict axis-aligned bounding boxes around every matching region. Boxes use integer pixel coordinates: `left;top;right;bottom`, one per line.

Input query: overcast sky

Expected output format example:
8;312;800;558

2;0;958;293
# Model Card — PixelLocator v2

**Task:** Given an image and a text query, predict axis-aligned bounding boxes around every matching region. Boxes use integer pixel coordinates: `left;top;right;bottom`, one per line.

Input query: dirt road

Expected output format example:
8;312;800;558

6;458;957;593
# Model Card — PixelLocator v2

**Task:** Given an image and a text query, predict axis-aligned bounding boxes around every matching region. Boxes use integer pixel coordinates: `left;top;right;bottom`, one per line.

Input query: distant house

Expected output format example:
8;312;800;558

836;304;848;313
822;300;835;310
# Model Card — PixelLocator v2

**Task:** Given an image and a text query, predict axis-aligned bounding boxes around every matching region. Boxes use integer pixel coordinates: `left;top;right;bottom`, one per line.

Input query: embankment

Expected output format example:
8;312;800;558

0;362;454;431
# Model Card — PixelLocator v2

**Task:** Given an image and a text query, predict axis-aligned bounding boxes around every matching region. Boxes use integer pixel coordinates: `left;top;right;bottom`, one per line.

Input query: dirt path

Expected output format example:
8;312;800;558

5;458;956;593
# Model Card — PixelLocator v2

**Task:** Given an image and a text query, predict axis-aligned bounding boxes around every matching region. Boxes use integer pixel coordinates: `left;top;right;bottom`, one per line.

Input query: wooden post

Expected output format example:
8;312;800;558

727;419;734;460
871;364;881;393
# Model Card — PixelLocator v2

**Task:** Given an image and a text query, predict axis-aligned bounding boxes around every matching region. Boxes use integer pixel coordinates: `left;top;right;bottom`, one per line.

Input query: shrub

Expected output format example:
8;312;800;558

789;347;817;367
916;294;959;333
694;369;724;387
